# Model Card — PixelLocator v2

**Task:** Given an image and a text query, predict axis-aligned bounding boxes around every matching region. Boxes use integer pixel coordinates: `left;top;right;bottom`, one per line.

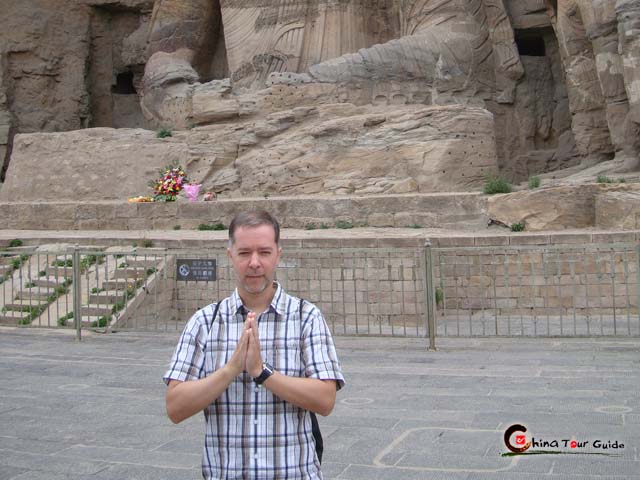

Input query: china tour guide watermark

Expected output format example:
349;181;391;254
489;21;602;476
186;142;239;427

503;424;625;457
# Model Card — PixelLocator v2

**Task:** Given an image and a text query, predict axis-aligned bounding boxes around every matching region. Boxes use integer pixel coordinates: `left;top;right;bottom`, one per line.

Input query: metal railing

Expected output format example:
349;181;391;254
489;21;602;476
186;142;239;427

428;243;640;337
1;242;639;344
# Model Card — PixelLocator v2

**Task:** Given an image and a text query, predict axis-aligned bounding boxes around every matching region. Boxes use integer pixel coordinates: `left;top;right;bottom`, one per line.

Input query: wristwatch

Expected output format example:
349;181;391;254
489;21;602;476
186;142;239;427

253;362;274;385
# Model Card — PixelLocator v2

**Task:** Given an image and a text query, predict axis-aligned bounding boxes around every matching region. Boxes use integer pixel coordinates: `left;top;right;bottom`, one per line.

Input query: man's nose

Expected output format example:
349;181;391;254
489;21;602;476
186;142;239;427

248;252;260;268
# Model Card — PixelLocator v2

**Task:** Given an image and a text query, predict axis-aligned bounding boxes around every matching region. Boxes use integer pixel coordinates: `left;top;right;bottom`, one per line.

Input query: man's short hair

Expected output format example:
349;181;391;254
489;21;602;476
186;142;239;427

228;210;280;246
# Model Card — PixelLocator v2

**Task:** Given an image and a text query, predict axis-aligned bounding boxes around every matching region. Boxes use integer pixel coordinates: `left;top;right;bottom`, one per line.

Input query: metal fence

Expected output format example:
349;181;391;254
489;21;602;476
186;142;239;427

1;243;639;343
430;243;640;337
0;245;429;340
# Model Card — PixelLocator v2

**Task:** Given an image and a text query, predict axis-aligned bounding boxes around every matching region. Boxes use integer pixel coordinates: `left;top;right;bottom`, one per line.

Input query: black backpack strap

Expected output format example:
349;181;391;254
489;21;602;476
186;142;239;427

208;301;221;331
300;299;324;464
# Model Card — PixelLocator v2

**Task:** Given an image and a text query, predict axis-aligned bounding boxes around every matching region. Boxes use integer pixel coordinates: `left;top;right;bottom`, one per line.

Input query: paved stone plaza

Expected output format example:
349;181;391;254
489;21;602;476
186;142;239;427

0;327;638;480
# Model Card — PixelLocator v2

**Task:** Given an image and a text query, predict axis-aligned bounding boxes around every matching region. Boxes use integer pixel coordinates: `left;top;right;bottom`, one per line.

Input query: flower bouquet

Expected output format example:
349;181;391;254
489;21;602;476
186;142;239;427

150;162;188;202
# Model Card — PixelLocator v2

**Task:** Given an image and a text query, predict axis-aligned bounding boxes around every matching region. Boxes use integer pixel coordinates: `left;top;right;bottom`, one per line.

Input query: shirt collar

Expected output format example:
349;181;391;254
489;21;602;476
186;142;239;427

230;282;287;316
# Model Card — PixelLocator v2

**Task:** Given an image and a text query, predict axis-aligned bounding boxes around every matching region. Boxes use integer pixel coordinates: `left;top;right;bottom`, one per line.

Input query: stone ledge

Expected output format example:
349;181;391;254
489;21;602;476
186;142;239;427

0;193;488;231
0;228;638;250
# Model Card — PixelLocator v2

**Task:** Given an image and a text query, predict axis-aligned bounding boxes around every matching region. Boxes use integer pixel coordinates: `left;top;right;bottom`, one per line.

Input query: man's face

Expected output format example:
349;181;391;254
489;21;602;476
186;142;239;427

227;225;282;296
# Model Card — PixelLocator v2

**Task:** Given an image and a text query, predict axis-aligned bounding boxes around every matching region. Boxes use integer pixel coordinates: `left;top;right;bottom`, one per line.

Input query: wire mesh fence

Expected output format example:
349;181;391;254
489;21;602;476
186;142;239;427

1;242;639;340
431;243;640;337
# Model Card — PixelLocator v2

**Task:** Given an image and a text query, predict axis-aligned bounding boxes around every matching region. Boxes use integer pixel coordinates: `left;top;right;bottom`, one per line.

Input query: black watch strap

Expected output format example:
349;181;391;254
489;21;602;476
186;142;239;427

253;362;274;385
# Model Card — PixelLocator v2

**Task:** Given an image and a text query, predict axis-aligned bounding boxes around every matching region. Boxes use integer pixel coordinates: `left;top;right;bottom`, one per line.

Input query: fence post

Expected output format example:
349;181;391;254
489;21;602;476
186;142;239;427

637;244;640;329
424;241;437;351
73;245;82;342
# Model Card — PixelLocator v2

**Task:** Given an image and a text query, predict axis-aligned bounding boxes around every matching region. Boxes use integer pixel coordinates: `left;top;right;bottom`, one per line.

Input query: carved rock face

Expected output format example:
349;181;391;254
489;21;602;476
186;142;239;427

2;0;640;202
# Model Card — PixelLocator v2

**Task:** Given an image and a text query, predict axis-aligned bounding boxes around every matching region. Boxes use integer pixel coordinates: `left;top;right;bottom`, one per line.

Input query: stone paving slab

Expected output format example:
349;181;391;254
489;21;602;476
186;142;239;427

0;328;638;479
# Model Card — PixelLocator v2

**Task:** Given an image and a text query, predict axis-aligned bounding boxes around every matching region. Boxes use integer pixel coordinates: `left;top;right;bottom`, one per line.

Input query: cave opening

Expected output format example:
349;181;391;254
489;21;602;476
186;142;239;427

111;71;136;95
515;30;546;57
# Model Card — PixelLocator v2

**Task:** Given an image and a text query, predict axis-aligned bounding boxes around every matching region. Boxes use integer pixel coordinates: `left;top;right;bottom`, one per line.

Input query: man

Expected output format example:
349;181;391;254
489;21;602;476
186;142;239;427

164;210;345;479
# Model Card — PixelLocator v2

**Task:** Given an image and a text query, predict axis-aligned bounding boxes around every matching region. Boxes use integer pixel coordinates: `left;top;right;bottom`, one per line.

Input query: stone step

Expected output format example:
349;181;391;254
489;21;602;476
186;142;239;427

32;278;63;288
81;304;114;317
15;288;57;301
112;267;149;279
3;299;49;311
0;310;31;324
0;264;14;275
45;266;73;278
121;257;161;268
89;290;127;304
80;315;113;328
102;279;135;290
0;255;20;266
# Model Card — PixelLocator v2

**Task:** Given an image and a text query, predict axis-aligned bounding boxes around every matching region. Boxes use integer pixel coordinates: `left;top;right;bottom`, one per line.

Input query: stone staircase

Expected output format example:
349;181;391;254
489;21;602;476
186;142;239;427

0;249;34;325
0;250;77;326
80;253;163;329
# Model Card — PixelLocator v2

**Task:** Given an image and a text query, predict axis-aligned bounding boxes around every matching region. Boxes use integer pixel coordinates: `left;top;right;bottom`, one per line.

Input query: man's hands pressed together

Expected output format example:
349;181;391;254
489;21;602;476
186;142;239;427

245;311;265;378
226;311;263;379
167;309;337;423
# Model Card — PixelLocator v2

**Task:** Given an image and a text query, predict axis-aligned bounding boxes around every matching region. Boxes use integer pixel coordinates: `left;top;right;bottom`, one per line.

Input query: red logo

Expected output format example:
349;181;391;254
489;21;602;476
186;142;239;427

570;440;577;449
504;424;531;453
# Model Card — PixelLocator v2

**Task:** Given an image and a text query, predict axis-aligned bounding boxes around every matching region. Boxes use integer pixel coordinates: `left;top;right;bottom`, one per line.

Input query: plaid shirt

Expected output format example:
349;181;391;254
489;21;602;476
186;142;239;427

164;283;345;479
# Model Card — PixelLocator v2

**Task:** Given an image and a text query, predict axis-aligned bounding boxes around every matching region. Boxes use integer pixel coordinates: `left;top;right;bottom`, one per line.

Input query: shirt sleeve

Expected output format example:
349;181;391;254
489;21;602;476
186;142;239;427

301;303;345;390
163;311;208;385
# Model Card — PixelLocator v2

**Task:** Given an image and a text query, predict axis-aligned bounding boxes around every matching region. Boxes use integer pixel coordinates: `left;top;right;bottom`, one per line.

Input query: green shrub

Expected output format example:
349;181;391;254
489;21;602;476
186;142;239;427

80;254;102;271
335;220;354;229
52;259;73;268
435;287;444;306
483;175;512;194
197;222;226;231
528;176;541;189
141;239;154;248
319;223;330;229
8;239;23;248
173;225;182;230
58;311;74;327
112;301;126;314
511;222;525;232
596;175;614;184
409;224;422;229
156;127;172;138
91;316;109;328
304;223;317;230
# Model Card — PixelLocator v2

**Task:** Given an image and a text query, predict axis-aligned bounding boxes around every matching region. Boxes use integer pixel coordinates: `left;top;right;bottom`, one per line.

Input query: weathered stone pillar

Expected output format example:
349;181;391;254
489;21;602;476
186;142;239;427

616;0;640;169
551;0;615;164
0;50;13;183
579;0;638;167
148;0;222;78
143;0;223;128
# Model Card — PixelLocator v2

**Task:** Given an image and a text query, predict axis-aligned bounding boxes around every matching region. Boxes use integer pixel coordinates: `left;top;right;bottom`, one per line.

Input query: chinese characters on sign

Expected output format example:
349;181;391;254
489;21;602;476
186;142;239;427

176;259;217;282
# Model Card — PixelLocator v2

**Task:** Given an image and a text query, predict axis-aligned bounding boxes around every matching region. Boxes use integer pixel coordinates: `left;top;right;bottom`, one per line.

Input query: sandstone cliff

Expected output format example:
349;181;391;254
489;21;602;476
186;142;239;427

1;0;639;206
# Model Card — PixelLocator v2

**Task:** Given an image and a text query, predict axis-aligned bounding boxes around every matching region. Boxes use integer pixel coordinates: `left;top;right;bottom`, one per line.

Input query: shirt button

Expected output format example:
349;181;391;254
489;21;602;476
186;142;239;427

253;419;258;425
254;454;258;459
